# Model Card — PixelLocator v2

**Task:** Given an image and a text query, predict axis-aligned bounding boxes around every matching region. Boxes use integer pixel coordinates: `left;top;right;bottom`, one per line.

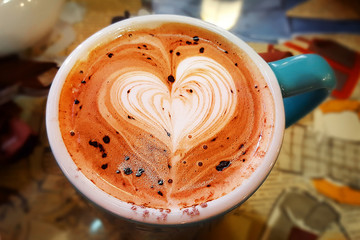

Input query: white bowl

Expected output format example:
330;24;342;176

0;0;65;56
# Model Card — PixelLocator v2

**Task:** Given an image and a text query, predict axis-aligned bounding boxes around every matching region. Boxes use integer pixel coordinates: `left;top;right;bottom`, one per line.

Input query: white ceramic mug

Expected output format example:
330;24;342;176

46;14;335;226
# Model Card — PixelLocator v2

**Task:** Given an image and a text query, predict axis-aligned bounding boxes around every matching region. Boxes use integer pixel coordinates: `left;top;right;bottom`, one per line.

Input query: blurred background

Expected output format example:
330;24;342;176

0;0;360;239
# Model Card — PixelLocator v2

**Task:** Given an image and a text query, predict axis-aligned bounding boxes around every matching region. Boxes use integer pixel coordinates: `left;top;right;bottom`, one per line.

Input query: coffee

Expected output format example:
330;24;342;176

58;22;275;209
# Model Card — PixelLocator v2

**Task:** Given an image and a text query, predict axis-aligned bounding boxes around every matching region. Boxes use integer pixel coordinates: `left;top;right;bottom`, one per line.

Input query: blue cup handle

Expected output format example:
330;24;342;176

268;54;336;128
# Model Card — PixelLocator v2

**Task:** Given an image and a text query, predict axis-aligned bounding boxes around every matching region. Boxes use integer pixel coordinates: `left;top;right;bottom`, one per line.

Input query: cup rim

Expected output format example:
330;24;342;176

46;14;285;225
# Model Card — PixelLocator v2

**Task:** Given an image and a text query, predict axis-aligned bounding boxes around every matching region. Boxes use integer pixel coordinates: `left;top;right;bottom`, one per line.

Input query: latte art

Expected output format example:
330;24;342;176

59;23;275;209
99;56;237;154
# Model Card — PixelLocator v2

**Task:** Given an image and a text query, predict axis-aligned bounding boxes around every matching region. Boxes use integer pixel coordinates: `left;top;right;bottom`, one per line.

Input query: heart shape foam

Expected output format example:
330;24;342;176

98;56;237;154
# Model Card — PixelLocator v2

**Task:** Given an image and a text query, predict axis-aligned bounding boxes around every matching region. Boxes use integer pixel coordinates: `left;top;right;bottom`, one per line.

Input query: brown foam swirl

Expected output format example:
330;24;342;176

59;23;275;209
98;56;237;154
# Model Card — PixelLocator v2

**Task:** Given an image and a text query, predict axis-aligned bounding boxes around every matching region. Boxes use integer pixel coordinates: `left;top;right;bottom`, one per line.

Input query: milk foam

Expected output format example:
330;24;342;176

98;56;236;154
58;23;275;209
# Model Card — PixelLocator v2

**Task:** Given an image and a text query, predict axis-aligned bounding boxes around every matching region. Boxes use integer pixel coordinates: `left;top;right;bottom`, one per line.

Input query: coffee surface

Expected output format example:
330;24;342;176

59;23;275;209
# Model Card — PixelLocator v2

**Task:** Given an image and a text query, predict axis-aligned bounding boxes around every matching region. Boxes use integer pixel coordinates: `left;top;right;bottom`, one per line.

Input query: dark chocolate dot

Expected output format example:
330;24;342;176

103;135;110;144
189;89;193;93
79;105;83;110
193;36;199;42
79;70;84;74
128;34;132;37
125;156;130;161
168;164;172;169
203;145;208;150
242;159;246;162
198;162;203;167
74;99;80;104
127;89;131;94
211;137;217;142
136;168;145;177
70;131;75;136
216;161;231;171
168;75;175;83
186;41;192;45
98;143;105;152
224;50;228;54
168;179;173;183
239;144;244;149
207;184;211;187
116;170;120;174
128;115;135;120
157;191;163;196
158;179;164;185
199;47;204;53
124;167;133;175
165;129;171;137
89;140;98;148
81;80;86;84
170;50;173;54
255;85;258;88
176;52;180;56
107;53;113;58
101;163;108;170
235;63;238;66
147;57;151;60
102;153;107;158
143;45;147;48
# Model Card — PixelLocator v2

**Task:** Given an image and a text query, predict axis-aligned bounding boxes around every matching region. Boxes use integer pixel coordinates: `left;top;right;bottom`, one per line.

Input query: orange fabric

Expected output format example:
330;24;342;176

313;179;360;205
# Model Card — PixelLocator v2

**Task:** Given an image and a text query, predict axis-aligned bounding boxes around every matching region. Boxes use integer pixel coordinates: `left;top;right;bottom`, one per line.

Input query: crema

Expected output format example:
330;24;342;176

58;23;275;209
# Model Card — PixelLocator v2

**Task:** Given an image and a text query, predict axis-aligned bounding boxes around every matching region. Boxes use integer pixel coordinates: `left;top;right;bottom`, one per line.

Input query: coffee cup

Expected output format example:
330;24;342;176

46;14;335;226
